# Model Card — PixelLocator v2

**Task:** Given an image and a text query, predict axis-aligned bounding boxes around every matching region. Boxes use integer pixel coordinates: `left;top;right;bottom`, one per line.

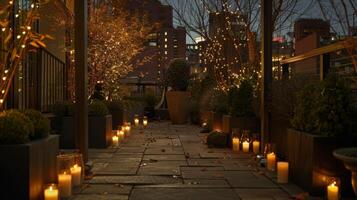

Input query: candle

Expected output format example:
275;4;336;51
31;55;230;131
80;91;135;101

125;123;131;135
327;182;339;200
267;152;276;171
202;122;207;127
70;164;82;186
232;137;239;151
112;135;119;146
277;162;289;183
118;130;125;140
242;141;250;153
44;185;58;200
134;118;139;127
143;117;148;128
253;141;260;154
58;172;72;197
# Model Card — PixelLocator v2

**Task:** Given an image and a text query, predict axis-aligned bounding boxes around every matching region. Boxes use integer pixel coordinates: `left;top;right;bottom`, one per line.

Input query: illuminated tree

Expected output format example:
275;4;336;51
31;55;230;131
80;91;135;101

0;0;51;109
88;4;152;99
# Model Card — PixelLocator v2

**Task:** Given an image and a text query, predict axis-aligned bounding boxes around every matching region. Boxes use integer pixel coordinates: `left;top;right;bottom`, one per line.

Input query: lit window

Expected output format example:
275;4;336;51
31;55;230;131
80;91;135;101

164;32;168;36
164;44;167;48
164;38;168;42
164;51;168;55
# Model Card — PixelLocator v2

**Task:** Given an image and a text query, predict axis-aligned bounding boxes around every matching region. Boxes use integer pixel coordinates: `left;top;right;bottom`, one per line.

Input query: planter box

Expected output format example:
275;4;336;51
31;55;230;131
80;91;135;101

110;109;124;130
89;115;113;148
287;129;357;196
212;112;223;132
0;135;59;200
199;111;213;125
222;115;259;133
166;91;190;124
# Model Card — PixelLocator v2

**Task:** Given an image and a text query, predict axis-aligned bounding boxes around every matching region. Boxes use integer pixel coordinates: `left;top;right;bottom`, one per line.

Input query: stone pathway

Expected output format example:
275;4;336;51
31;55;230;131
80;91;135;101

72;122;316;200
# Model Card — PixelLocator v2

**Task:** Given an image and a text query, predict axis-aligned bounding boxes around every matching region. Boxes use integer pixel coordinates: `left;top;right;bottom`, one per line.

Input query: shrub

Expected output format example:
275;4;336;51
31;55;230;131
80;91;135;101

229;80;255;117
52;101;74;116
0;110;34;144
89;100;109;116
188;100;200;124
206;131;227;148
22;109;50;140
144;92;158;108
166;59;191;91
105;100;123;111
291;73;354;136
210;89;229;114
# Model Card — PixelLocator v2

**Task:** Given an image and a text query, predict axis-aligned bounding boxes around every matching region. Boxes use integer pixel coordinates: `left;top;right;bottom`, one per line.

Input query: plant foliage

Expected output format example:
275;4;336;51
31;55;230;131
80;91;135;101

22;109;50;140
166;59;191;91
0;110;34;144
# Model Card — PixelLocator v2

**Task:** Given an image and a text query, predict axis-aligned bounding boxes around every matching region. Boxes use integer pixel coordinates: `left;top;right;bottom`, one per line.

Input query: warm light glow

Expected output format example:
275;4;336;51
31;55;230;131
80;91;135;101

242;141;249;153
267;152;276;171
70;164;82;186
232;137;239;152
277;162;289;183
327;182;339;200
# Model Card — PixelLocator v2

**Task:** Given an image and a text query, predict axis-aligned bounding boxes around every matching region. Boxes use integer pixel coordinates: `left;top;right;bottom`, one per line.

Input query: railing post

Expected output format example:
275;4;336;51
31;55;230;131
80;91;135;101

319;53;330;80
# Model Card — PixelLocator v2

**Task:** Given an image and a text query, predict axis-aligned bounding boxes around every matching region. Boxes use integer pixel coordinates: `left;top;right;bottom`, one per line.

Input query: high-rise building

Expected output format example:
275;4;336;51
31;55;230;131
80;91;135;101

294;18;330;41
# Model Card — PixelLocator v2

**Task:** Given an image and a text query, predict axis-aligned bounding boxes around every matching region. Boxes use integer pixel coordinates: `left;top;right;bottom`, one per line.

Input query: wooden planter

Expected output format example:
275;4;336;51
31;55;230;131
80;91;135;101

89;115;113;148
60;116;75;149
0;135;59;200
166;91;190;124
286;129;357;196
212;112;223;132
222;115;259;133
199;111;213;125
109;109;124;130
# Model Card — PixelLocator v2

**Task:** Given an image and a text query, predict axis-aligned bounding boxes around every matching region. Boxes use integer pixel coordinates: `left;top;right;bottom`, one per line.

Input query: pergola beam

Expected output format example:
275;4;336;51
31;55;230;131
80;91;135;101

74;0;89;162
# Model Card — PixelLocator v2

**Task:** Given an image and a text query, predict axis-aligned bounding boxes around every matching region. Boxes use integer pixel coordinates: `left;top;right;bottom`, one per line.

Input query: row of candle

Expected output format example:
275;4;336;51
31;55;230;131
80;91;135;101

232;137;260;154
44;163;82;200
113;123;132;146
134;115;148;128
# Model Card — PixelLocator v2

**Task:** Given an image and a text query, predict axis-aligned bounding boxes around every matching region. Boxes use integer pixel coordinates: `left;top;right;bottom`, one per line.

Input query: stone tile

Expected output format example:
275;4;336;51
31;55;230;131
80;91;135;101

130;188;240;200
117;147;146;153
145;147;184;155
89;153;114;159
181;170;224;179
143;154;186;161
234;188;290;199
180;166;225;171
89;175;182;185
80;184;132;195
71;194;128;200
95;163;139;175
138;161;187;175
224;171;278;188
89;149;117;153
183;179;230;187
187;158;252;171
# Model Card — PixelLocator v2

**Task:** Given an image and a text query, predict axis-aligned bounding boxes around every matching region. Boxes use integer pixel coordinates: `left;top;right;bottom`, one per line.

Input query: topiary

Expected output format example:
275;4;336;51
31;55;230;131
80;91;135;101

210;89;229;114
89;100;109;116
22;109;50;140
229;80;255;117
0;110;34;144
206;131;227;148
166;59;191;91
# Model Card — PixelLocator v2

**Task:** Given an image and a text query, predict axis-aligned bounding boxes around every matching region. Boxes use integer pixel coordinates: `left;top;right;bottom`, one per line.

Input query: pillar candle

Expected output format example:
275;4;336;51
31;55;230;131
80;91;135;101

327;182;339;200
253;141;260;154
125;124;131;135
44;185;58;200
242;141;250;153
118;130;125;140
134;118;139;127
70;164;82;186
277;162;289;183
58;172;72;197
267;152;276;171
112;135;119;146
143;119;148;128
232;137;239;151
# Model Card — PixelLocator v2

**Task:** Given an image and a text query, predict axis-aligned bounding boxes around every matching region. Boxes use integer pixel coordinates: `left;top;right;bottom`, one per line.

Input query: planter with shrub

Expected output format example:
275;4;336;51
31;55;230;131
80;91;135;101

287;74;357;196
0;110;59;200
106;100;124;128
166;59;191;124
88;100;112;148
51;101;75;149
206;131;228;148
144;92;157;119
209;89;229;132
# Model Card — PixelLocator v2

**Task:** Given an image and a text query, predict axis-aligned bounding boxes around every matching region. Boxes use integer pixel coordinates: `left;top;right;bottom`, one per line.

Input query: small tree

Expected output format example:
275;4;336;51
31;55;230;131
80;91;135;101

166;59;191;91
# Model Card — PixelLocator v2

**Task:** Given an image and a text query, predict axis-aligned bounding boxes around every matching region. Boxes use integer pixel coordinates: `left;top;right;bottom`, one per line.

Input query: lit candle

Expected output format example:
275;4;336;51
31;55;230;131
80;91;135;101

277;162;289;183
242;141;250;153
70;164;82;186
58;172;71;197
327;182;339;200
202;122;207;127
112;135;119;146
125;123;131;135
44;185;58;200
267;152;276;171
232;137;239;151
143;117;148;128
253;141;260;154
118;130;125;140
134;118;139;127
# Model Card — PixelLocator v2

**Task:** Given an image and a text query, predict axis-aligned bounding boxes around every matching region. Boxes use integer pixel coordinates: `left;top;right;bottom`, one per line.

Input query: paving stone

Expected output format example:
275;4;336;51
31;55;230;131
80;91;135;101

80;184;132;195
234;188;290;199
183;179;230;187
130;188;240;200
89;175;182;185
145;147;184;155
181;170;224;179
71;194;128;200
89;149;117;153
89;153;114;159
224;171;278;188
143;154;186;161
138;161;187;175
180;166;225;171
117;147;146;153
95;163;139;175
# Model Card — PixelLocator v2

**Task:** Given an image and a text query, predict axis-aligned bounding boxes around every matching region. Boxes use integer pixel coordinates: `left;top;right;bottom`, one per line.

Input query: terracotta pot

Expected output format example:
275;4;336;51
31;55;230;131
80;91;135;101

166;91;190;124
334;148;357;197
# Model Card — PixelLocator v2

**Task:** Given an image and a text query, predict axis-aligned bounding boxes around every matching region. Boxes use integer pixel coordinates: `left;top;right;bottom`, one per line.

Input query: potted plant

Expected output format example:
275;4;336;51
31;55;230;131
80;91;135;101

206;130;228;148
334;148;357;197
143;92;157;120
51;101;75;149
222;81;259;135
88;100;112;148
166;59;191;124
105;100;124;128
0;110;59;200
209;89;229;132
287;74;356;196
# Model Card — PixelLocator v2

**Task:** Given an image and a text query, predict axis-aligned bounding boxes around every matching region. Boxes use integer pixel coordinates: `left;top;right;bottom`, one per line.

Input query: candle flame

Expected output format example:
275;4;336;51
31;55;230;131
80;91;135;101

50;186;53;191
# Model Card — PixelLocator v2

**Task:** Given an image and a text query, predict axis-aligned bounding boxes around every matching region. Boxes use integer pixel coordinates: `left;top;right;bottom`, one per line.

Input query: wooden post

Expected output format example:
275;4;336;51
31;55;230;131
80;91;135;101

74;0;88;162
260;0;273;147
319;53;330;80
